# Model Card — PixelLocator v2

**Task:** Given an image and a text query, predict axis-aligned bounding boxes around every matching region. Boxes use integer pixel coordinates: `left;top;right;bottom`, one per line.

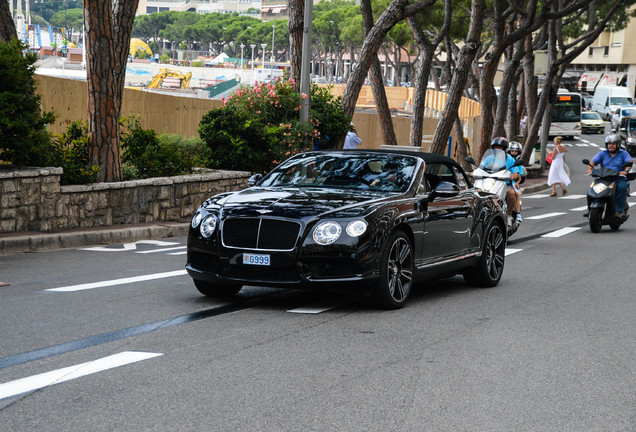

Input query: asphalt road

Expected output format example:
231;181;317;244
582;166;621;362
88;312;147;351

0;131;634;431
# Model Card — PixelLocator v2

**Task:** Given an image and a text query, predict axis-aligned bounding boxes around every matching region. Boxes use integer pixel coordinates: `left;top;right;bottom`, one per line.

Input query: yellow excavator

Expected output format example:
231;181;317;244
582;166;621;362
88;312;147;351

147;68;192;89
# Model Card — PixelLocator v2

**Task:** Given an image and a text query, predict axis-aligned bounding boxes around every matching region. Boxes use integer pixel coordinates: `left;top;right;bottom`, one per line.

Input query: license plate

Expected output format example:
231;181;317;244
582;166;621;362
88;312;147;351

242;253;270;266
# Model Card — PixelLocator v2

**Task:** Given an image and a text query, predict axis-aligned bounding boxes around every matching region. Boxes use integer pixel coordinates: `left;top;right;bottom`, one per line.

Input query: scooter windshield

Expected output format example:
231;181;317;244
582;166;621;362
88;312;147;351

478;149;507;173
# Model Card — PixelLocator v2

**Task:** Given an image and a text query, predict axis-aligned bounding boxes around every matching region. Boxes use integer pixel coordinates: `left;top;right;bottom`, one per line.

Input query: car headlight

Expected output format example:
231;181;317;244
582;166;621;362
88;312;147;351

313;221;342;245
191;211;202;228
592;183;607;193
346;220;367;237
200;214;218;238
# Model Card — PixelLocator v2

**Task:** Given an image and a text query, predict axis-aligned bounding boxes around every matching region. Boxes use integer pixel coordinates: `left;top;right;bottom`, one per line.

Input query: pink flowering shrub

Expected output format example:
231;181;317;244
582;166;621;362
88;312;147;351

199;78;349;173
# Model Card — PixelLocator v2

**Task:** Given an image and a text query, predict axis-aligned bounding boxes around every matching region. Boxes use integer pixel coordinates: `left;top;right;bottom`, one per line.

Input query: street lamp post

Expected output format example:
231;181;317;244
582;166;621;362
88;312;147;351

250;44;256;84
260;43;267;82
240;43;245;70
271;22;276;80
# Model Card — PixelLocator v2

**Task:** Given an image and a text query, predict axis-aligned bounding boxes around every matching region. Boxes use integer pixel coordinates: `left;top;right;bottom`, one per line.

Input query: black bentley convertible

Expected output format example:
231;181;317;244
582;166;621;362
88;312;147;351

186;150;507;309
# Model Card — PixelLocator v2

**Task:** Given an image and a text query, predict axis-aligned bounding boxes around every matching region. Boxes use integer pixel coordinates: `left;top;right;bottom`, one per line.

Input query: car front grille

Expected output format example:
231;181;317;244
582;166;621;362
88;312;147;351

222;218;301;250
222;264;301;282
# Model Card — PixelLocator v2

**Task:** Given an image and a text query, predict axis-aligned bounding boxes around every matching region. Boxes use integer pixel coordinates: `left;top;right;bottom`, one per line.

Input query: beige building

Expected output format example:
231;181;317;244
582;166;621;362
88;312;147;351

571;17;636;95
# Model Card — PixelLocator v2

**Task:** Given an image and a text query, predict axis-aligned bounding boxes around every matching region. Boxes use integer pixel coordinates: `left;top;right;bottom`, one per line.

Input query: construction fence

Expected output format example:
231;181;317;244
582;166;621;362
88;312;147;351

36;75;481;159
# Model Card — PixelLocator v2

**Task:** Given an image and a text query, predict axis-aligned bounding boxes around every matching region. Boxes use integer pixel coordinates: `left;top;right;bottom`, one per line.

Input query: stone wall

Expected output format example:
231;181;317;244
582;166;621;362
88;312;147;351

0;167;250;234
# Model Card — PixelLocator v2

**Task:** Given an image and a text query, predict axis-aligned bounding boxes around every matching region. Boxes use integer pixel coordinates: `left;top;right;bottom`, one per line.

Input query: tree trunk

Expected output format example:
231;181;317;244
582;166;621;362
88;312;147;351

340;0;436;124
430;0;485;155
406;0;451;148
287;0;305;91
0;0;17;42
361;0;398;148
84;0;139;183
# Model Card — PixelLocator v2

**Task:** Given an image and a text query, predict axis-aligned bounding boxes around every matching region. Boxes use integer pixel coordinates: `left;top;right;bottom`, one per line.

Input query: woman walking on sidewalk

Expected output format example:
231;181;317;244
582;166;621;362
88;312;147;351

547;136;571;196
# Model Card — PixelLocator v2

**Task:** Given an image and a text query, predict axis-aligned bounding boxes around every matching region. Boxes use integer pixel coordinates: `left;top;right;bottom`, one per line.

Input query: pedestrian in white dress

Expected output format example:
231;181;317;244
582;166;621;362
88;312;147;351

547;136;571;196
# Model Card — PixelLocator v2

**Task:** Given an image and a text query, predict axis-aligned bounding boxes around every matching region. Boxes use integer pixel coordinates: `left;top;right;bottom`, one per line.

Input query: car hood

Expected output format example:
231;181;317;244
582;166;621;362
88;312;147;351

206;187;395;219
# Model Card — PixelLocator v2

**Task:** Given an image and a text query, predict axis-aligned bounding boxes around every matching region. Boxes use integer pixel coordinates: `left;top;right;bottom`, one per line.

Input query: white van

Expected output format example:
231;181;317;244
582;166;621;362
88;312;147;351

591;86;634;120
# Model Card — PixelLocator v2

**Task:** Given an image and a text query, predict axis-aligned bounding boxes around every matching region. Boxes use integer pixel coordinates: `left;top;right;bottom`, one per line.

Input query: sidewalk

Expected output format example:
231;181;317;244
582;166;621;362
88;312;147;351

0;175;549;256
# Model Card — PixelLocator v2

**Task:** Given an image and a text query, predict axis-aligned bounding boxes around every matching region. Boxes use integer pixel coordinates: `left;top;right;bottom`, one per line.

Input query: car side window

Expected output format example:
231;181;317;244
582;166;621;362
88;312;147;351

425;163;456;189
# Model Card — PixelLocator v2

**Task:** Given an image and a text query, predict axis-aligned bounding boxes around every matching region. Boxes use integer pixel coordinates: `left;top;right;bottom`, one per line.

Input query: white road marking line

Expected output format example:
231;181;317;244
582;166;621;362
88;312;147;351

575;143;589;147
82;240;179;252
135;246;186;254
631;192;636;197
288;301;348;314
524;194;552;199
168;251;187;256
0;351;163;400
505;248;522;256
525;212;567;220
570;205;588;211
589;143;600;147
541;227;581;238
46;270;187;292
559;194;586;199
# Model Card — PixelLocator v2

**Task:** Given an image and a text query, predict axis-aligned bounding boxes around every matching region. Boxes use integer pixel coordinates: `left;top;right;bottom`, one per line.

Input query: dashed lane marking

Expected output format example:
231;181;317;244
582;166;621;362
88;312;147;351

523;194;552;199
505;248;522;256
570;205;588;212
559;194;586;200
0;351;163;400
525;212;567;220
541;227;581;238
45;270;187;292
167;251;187;256
288;301;350;314
135;246;186;254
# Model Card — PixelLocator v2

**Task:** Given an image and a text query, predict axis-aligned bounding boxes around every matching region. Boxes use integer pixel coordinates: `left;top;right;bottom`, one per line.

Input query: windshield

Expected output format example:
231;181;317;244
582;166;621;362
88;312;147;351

478;149;507;173
621;108;636;117
611;97;633;105
582;112;602;120
552;95;581;122
259;153;418;193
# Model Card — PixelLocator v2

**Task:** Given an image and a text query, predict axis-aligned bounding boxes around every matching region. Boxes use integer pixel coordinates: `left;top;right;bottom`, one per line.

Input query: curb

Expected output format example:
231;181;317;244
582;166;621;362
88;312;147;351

0;222;189;255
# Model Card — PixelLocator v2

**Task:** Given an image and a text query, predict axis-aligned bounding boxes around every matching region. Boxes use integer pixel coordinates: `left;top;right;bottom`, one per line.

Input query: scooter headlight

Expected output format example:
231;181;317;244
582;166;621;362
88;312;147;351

482;178;497;190
592;183;607;193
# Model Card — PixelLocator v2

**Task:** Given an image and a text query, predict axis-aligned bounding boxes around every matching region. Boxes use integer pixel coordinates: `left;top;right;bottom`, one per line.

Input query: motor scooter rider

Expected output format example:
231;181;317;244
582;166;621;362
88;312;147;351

507;141;526;222
585;134;633;217
481;137;524;224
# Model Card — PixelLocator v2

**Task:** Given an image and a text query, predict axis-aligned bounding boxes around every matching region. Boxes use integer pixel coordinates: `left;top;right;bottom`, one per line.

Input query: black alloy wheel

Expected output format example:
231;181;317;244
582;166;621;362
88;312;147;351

370;231;414;309
194;280;242;297
463;222;505;287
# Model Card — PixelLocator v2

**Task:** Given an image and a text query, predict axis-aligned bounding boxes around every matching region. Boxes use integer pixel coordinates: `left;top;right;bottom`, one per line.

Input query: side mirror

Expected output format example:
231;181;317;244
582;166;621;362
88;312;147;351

465;156;477;166
429;181;460;201
248;174;263;186
582;159;590;166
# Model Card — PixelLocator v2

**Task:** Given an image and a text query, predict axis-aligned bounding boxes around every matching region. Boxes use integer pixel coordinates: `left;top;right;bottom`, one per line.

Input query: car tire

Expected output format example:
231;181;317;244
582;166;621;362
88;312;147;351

463;221;505;288
194;280;242;297
369;231;414;310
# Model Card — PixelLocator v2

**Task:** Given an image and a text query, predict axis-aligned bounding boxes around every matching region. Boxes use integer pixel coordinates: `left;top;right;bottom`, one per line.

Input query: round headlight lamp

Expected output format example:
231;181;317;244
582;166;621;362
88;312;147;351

200;214;218;238
483;178;497;190
592;183;608;193
346;220;367;237
313;221;342;245
191;211;202;228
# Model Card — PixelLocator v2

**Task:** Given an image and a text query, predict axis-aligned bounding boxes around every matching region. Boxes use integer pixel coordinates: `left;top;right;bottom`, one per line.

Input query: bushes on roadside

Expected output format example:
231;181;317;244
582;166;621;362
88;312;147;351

198;78;350;173
0;39;56;166
51;121;100;185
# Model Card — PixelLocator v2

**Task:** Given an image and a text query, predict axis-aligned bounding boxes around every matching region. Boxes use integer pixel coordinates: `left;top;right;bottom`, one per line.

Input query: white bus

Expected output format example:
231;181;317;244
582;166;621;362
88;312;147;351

548;91;582;138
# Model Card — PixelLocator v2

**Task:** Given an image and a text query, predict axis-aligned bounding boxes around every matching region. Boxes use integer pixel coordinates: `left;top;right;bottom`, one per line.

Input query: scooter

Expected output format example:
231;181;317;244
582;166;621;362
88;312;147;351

467;149;524;237
582;158;635;232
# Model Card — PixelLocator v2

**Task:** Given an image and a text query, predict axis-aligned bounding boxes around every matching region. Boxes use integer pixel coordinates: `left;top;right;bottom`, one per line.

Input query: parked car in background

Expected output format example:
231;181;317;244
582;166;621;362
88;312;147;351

610;105;636;131
186;150;508;309
581;111;605;134
616;116;636;157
